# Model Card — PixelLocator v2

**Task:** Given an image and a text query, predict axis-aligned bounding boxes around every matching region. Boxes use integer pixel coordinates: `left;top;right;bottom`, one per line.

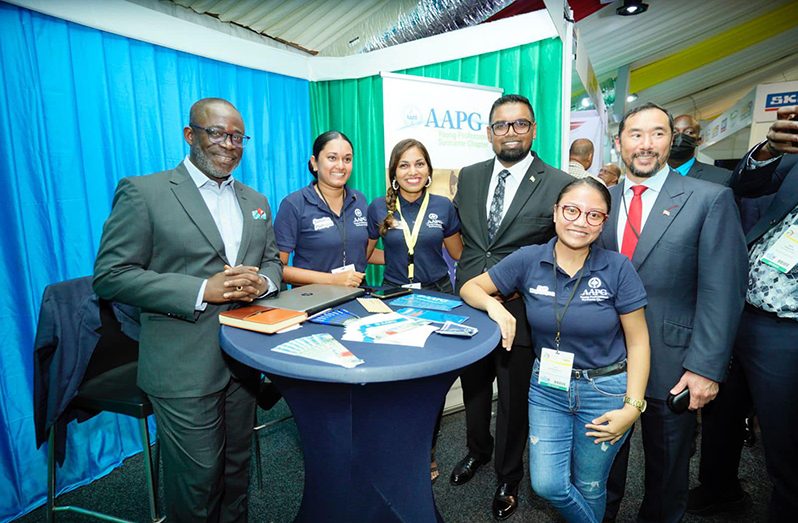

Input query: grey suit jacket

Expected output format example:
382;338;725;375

598;171;748;399
686;160;733;187
454;154;573;290
93;164;282;397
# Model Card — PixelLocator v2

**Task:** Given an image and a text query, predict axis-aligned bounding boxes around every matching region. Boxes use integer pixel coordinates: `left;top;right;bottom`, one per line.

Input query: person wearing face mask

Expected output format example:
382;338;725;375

274;131;370;287
668;114;733;186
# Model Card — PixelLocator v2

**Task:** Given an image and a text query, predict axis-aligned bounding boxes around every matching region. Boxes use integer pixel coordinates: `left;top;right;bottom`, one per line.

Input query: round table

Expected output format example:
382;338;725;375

220;292;500;522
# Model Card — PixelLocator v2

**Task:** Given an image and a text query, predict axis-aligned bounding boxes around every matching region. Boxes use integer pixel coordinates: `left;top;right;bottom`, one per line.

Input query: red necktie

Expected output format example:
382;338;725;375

621;185;648;259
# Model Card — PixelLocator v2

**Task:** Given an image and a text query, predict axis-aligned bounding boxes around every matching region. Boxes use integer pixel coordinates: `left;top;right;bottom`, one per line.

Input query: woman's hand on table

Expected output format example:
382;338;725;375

329;270;365;287
485;299;515;350
584;405;640;444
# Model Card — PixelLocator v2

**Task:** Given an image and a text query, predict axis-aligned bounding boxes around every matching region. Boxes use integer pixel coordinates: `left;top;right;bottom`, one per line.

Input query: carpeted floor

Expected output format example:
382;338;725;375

17;400;769;522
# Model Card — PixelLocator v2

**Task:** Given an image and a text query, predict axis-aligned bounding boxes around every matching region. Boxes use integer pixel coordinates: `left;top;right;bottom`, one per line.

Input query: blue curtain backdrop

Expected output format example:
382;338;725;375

0;4;311;520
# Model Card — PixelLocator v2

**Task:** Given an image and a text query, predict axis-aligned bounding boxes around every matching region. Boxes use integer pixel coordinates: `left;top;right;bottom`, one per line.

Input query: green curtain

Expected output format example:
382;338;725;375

310;37;564;285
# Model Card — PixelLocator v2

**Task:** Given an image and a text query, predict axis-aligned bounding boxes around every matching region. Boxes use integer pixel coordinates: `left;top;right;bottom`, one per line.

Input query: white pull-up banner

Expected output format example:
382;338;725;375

381;72;502;198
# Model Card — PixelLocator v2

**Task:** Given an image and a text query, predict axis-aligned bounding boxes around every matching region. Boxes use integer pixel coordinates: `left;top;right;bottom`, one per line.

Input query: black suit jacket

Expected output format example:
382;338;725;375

732;152;798;244
686;159;733;187
454;154;573;290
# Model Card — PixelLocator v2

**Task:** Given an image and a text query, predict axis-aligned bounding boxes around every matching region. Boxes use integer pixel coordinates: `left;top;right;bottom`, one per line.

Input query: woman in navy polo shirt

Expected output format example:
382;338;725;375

367;138;463;293
274;131;370;287
461;177;650;523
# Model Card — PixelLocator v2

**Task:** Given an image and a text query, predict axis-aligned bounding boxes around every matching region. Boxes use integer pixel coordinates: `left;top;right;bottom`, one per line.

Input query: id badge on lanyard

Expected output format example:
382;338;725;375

396;191;430;283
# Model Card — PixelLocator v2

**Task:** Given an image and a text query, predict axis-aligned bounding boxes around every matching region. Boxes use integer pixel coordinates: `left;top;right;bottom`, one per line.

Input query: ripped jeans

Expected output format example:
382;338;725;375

528;359;629;523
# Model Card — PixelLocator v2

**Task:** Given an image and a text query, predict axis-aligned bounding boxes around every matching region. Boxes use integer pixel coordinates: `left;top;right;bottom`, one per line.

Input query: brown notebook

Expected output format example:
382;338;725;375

219;305;307;334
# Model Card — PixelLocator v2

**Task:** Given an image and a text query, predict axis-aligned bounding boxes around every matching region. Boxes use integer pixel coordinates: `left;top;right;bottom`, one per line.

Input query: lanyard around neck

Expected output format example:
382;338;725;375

396;190;430;282
551;246;590;351
316;184;348;266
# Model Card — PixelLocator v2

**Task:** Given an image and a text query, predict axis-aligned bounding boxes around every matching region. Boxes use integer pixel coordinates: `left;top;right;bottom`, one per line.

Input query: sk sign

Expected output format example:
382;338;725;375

764;91;798;111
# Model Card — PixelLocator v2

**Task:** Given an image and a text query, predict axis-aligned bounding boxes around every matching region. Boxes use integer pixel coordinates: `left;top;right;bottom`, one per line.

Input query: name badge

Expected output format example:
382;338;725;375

331;264;356;274
760;224;798;274
538;347;574;391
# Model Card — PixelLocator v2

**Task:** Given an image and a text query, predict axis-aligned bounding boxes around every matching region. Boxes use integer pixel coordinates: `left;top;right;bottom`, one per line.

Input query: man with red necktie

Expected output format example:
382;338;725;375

598;102;748;523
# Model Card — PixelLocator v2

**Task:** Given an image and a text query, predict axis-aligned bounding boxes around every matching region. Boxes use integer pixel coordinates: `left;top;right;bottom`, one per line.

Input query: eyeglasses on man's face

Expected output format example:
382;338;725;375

556;204;608;226
190;124;250;148
489;119;533;136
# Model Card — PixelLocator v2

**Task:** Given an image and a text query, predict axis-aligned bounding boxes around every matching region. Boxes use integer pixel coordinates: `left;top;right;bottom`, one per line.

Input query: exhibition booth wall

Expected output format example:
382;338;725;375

0;3;564;519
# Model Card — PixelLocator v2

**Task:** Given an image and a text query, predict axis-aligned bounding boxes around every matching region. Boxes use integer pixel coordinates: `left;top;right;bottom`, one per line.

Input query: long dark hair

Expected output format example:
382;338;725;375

307;130;354;176
379;139;433;237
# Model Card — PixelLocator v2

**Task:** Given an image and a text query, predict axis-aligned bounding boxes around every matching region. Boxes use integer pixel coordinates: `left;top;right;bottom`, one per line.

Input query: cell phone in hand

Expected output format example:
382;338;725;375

666;389;690;414
371;286;412;299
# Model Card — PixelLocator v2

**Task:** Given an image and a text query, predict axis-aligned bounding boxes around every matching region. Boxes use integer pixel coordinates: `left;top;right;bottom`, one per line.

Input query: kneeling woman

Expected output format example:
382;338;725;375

460;177;650;523
367;138;462;292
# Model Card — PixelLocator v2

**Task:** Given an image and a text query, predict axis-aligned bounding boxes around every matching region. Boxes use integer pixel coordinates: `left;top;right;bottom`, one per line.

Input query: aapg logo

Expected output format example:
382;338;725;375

428;213;438;220
402;106;424;128
581;277;609;302
352;207;368;227
354;208;363;218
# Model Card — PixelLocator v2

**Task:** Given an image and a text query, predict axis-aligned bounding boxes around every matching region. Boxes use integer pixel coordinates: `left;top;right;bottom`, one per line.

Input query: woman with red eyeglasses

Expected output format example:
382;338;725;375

461;177;650;523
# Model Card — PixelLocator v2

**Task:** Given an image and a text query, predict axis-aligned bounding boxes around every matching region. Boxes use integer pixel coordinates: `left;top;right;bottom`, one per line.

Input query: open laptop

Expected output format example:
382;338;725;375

256;284;365;314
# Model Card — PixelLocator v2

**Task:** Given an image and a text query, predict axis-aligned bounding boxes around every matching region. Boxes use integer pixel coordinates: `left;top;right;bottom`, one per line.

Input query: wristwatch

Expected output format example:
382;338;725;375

624;396;647;413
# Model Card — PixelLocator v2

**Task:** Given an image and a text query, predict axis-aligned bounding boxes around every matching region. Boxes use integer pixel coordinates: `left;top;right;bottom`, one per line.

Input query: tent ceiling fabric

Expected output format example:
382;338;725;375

170;0;513;56
162;0;797;119
575;0;798;119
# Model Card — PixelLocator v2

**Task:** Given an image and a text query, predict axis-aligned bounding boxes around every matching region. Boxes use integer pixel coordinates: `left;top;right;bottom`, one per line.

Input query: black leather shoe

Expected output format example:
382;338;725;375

449;454;488;485
492;482;519;520
687;485;751;516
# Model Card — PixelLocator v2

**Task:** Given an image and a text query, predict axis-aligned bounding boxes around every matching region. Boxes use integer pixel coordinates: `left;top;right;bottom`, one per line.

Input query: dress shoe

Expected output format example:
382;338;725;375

492;482;519;520
449;454;488;485
687;484;751;516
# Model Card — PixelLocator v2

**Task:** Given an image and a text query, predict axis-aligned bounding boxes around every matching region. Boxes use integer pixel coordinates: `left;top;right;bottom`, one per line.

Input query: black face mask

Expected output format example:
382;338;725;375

670;133;698;161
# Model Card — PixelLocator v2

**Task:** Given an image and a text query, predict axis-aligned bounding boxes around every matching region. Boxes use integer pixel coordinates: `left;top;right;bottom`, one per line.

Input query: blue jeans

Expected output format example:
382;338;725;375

528;359;629;523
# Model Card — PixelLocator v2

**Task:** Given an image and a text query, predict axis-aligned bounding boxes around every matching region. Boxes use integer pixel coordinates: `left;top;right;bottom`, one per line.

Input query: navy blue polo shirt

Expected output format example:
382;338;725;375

274;183;369;272
368;193;460;285
488;237;647;369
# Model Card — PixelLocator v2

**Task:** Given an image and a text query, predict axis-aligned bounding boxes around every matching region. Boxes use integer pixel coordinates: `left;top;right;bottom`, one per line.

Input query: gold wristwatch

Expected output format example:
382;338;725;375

623;396;647;413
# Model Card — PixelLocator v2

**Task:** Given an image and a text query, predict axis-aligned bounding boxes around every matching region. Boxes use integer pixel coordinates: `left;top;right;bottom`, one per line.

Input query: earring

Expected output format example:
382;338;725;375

391;179;399;191
425;177;432;188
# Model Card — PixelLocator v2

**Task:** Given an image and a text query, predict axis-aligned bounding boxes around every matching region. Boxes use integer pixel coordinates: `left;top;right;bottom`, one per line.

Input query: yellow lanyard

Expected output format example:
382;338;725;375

396;191;430;282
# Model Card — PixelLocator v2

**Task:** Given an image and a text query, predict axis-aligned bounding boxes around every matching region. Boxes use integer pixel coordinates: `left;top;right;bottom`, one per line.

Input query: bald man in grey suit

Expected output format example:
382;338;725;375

94;98;281;522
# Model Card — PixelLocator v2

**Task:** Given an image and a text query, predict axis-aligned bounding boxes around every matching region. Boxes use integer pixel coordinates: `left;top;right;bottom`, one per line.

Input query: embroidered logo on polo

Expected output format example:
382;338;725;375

528;285;555;297
352;208;368;227
426;212;444;229
313;216;335;231
581;277;610;302
252;208;267;220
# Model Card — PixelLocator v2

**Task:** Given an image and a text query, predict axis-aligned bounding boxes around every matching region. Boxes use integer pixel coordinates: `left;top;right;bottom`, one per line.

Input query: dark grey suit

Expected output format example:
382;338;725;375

94;163;281;521
454;154;571;484
686;159;733;186
599;171;748;522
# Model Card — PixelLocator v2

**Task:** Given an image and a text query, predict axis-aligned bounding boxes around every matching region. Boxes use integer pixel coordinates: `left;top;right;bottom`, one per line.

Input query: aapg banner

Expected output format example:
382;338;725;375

382;72;503;199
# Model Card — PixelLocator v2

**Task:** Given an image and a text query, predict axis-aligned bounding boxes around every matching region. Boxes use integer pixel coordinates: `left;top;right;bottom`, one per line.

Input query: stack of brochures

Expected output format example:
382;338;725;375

341;312;438;347
271;333;364;368
389;294;463;311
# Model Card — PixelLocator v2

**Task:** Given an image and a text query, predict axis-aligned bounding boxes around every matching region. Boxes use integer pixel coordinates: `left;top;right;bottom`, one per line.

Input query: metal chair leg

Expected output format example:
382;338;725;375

254;415;263;490
47;427;56;523
138;418;162;523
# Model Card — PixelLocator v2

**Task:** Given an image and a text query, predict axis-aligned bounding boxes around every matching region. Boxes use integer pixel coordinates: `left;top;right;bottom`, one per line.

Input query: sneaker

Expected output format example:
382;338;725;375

687;484;752;516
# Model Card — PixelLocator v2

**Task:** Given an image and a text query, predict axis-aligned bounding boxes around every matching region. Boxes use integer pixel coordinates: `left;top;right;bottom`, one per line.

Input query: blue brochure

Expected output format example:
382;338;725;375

395;307;468;324
388;294;463;311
